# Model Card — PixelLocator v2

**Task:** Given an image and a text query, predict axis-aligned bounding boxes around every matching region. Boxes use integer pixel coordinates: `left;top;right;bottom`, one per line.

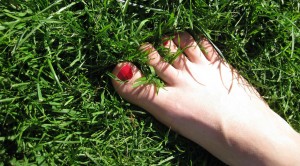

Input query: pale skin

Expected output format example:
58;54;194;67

112;32;300;165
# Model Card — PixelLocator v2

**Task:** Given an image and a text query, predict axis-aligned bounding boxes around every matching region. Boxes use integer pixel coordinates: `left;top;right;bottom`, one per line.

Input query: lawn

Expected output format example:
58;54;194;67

0;0;299;165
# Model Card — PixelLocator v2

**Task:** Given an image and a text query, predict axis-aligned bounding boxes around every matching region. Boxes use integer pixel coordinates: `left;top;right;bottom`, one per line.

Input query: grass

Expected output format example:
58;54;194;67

0;0;299;165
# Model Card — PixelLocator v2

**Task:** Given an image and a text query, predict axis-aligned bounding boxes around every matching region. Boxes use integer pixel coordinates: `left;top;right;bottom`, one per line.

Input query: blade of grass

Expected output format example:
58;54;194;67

47;59;63;92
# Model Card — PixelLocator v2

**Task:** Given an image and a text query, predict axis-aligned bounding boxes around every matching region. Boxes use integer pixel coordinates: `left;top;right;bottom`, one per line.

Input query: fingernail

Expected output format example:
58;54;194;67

117;64;133;81
163;40;169;46
162;36;169;46
140;43;152;52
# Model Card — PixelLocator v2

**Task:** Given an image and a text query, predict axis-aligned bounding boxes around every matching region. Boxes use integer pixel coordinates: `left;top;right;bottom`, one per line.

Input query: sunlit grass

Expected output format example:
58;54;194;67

1;0;299;165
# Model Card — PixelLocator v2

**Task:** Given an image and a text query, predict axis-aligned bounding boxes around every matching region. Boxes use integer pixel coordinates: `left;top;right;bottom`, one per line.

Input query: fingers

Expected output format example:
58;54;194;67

141;44;178;85
113;32;223;88
112;62;143;88
111;62;159;104
162;38;190;70
173;32;209;64
199;37;221;64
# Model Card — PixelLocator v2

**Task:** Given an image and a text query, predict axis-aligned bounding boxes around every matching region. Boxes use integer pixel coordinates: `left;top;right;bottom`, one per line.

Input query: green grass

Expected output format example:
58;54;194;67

0;0;299;165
